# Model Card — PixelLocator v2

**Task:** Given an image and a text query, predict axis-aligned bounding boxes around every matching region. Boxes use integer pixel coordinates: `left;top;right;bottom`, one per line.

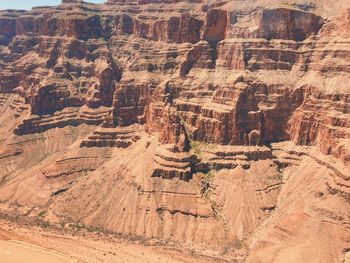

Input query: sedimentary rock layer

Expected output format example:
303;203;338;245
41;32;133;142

0;0;349;262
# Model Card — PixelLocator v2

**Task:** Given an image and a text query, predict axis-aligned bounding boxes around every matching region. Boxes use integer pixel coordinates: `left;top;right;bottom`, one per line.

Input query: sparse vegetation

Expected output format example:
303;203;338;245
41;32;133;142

40;221;50;228
87;226;105;233
156;207;166;223
12;201;22;208
273;173;283;181
292;2;316;11
203;169;215;183
190;141;202;155
59;221;66;229
200;169;216;198
177;113;194;141
190;140;215;157
156;207;165;214
38;210;47;218
233;239;244;249
222;239;248;255
200;168;230;232
69;222;85;231
34;217;50;228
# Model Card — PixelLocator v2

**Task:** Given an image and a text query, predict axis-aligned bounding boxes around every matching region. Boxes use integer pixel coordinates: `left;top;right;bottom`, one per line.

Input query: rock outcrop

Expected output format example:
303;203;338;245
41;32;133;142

152;144;198;181
0;0;349;262
80;124;141;148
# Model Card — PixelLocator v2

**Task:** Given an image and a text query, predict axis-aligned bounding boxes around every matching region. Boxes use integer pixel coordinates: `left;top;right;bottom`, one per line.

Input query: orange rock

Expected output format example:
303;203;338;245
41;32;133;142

0;0;349;261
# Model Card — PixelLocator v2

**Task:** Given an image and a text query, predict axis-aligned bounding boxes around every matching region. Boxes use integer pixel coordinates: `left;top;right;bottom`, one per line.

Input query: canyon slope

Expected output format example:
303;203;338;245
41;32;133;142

0;0;350;262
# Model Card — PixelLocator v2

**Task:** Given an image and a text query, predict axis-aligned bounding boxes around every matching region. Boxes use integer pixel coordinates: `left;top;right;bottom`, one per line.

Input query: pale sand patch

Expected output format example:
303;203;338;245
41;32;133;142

0;240;75;263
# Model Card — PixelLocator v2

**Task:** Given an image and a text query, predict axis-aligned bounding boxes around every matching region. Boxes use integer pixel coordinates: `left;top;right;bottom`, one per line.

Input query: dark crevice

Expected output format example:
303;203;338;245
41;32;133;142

51;187;69;196
208;40;219;66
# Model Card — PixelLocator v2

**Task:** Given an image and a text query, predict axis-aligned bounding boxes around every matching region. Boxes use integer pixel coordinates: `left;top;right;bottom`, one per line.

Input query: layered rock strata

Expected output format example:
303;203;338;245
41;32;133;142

152;144;198;181
0;0;349;262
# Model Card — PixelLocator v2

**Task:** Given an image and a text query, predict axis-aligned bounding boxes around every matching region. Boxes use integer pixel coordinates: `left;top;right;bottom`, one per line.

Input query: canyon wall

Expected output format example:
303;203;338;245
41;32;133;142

0;0;349;262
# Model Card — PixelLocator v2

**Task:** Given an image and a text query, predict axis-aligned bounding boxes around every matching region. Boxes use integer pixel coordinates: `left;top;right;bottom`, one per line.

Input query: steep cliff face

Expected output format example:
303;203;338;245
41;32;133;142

0;0;349;262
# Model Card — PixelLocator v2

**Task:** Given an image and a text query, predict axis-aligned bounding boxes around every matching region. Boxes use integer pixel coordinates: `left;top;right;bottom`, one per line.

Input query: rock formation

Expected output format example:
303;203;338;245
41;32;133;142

0;0;349;262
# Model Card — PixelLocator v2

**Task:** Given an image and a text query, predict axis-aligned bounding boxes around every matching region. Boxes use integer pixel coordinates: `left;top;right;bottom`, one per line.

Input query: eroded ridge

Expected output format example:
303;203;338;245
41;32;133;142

14;107;111;135
80;124;142;148
152;144;198;181
0;0;349;261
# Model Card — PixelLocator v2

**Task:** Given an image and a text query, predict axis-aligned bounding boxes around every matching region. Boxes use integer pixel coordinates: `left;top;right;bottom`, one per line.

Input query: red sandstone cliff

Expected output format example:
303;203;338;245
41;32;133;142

0;0;349;262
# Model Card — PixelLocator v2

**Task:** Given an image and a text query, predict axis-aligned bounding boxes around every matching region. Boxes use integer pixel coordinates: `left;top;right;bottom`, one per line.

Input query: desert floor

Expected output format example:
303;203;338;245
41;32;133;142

0;220;228;263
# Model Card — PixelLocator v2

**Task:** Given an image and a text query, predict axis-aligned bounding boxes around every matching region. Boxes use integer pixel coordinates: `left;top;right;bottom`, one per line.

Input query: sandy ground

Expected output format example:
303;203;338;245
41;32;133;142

0;220;227;263
0;240;68;263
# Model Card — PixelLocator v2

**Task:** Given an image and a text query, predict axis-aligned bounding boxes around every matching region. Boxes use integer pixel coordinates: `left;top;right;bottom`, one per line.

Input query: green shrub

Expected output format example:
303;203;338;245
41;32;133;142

38;210;46;218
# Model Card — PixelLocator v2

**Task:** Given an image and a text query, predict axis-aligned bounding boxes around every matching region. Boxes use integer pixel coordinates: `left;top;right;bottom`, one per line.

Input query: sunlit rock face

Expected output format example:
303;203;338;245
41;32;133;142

0;0;350;262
